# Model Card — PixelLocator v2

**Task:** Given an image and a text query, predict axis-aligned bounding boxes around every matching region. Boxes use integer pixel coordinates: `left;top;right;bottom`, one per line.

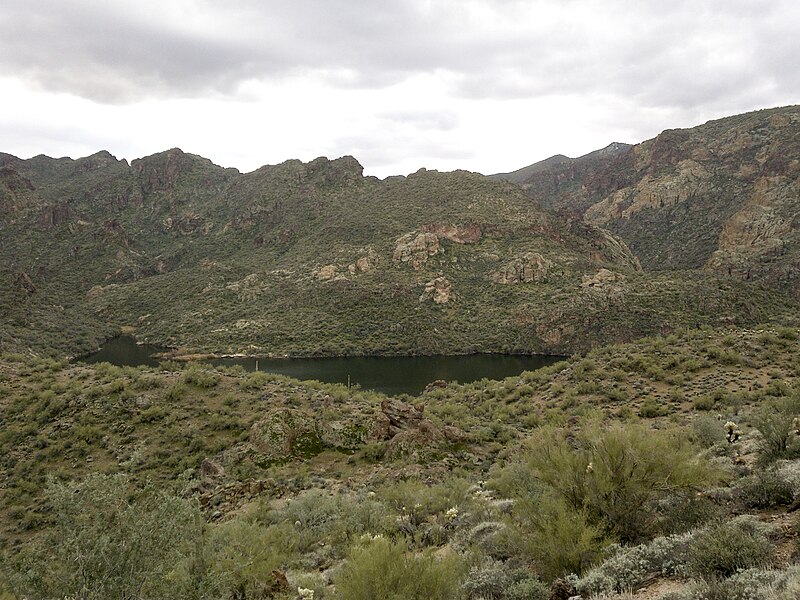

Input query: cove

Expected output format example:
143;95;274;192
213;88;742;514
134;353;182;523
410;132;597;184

81;336;566;396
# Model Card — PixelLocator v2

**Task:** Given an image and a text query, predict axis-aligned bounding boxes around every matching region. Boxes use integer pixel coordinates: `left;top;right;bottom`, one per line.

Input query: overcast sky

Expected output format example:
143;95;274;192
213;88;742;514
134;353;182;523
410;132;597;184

1;0;797;177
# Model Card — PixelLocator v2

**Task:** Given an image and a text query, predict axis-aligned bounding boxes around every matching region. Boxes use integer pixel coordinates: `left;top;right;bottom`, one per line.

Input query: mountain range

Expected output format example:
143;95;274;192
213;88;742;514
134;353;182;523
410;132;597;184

1;105;798;358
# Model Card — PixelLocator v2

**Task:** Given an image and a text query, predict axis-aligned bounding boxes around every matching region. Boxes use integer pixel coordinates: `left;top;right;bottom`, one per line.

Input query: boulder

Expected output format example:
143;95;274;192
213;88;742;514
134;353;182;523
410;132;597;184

393;232;442;269
315;264;338;281
489;252;551;284
420;276;452;304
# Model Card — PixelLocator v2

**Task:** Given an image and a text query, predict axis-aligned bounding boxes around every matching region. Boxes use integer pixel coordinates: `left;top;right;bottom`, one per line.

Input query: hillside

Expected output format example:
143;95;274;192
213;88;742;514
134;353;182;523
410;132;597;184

2;144;797;358
2;326;800;598
493;105;800;298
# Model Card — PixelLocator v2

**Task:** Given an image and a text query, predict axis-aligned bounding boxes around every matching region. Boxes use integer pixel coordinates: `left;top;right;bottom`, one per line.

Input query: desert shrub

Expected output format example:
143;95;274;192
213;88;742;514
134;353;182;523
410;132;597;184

687;517;773;579
377;478;472;524
735;469;795;508
334;537;465;600
639;397;666;418
752;395;800;464
240;370;269;390
205;520;299;599
509;491;610;580
576;530;695;595
505;578;549;600
165;382;186;401
182;364;219;388
262;490;391;555
655;493;722;536
3;474;202;600
461;558;548;600
693;395;716;411
680;566;800;600
692;415;727;449
517;421;719;542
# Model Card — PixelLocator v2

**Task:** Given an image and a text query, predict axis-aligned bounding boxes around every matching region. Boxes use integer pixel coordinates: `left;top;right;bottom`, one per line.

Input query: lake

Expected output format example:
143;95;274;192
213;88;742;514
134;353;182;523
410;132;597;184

81;336;565;396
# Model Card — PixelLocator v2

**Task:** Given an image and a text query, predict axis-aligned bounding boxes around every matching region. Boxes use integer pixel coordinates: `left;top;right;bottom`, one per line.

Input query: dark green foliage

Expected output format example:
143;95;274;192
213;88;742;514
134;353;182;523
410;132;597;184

4;474;203;600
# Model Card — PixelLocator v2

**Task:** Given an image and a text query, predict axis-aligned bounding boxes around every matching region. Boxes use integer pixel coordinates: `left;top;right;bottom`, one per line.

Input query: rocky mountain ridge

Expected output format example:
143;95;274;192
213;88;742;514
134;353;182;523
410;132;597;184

493;105;800;298
1;106;798;358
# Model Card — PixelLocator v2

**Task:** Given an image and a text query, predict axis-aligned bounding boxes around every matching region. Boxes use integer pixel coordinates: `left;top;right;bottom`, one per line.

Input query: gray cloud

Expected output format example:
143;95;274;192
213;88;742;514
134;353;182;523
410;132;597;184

2;0;797;111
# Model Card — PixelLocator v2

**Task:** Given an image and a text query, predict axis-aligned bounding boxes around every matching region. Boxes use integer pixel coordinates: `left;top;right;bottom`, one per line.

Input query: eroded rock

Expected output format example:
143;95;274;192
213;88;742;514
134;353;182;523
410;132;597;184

393;232;442;269
489;252;551;284
419;276;452;304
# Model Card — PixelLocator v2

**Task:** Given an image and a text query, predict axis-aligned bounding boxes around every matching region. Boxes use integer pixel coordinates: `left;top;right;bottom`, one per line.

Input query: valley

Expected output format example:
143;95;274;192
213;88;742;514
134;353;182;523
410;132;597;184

2;105;800;599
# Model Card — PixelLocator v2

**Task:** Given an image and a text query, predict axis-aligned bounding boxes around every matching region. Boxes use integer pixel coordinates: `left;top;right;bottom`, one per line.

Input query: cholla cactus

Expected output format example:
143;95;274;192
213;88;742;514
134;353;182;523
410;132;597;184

793;417;800;437
446;506;459;522
297;587;315;600
725;421;741;443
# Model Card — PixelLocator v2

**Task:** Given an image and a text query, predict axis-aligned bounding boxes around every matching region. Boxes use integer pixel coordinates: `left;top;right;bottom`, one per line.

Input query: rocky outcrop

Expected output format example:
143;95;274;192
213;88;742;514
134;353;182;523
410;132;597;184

489;252;551;284
162;214;212;235
421;223;482;244
420;276;452;304
584;159;712;226
496;105;800;297
315;264;339;281
393;232;442;269
705;175;798;287
40;202;71;228
347;249;378;275
581;268;627;300
249;407;373;462
372;398;466;459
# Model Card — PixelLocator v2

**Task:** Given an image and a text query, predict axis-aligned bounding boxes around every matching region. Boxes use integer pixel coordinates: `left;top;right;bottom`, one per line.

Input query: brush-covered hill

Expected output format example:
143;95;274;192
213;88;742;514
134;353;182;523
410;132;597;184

2;326;800;598
2;146;796;358
493;105;800;298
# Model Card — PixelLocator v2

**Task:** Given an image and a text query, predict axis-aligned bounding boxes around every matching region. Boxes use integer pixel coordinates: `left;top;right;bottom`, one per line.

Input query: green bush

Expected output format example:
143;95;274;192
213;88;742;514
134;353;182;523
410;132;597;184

639;397;666;418
3;474;202;600
735;469;796;509
206;520;299;599
461;558;548;600
752;395;800;464
517;421;719;542
334;537;465;600
687;517;773;579
182;365;219;388
508;492;610;581
692;415;726;449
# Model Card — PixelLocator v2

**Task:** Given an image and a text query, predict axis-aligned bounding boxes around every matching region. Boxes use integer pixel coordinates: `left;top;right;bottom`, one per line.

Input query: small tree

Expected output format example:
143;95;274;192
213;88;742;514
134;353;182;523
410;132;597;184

5;474;203;600
519;421;719;543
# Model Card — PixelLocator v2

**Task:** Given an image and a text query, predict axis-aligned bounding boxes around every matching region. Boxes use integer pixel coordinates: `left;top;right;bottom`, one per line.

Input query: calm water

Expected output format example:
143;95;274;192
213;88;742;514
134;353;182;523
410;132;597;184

81;336;565;396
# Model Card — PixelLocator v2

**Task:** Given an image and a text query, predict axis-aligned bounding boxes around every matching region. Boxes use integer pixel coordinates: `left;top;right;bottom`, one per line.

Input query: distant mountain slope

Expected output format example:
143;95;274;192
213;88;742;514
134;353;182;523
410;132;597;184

493;106;800;298
490;142;631;192
1;143;796;358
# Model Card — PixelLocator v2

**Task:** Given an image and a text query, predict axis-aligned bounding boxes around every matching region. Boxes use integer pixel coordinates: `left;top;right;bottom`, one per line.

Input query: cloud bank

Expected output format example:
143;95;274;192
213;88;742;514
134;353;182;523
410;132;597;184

0;0;797;175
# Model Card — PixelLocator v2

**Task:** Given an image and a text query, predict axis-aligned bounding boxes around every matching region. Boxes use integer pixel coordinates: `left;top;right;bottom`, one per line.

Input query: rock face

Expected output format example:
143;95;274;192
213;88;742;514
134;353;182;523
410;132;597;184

315;264;338;281
495;105;800;298
421;223;483;244
489;252;552;284
393;232;442;269
581;268;627;299
249;407;373;462
15;271;36;294
420;276;452;304
40;203;71;228
372;398;465;459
